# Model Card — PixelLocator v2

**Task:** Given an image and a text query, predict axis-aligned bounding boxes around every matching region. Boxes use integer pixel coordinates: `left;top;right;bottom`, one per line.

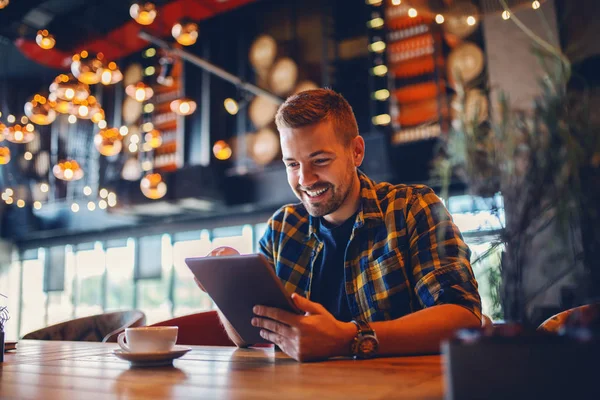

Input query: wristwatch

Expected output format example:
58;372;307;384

350;319;379;359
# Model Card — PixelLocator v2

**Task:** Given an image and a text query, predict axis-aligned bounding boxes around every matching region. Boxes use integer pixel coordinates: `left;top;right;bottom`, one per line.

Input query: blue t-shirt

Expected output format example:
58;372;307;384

310;214;356;322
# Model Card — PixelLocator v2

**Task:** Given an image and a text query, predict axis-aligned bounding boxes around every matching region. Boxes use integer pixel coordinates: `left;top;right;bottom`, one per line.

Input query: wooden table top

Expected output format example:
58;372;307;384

1;340;444;400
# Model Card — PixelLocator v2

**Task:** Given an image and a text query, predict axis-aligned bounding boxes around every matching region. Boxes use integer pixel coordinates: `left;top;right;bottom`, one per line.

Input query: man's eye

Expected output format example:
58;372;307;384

315;159;330;164
286;162;299;168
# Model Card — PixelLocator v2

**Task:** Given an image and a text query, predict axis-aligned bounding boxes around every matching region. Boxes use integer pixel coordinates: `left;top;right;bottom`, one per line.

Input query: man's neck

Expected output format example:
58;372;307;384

322;173;361;226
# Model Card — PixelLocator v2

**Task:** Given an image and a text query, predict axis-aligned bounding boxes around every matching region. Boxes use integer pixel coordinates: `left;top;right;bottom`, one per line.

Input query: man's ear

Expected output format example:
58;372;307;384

352;136;365;167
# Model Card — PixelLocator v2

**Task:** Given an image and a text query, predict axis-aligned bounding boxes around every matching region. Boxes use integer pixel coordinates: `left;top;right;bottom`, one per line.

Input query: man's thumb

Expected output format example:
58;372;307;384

292;293;323;315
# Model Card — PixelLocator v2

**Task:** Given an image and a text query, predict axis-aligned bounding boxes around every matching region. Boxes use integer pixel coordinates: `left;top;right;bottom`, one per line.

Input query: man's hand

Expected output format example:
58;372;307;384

252;293;357;362
192;246;248;347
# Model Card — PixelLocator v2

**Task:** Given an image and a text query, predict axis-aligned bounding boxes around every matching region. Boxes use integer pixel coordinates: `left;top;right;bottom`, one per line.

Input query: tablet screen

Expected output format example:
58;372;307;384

185;254;302;344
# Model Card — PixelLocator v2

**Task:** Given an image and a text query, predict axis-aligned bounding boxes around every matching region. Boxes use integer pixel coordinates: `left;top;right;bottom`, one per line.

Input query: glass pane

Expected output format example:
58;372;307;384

254;223;268;253
211;225;253;254
0;258;21;340
172;237;214;317
20;259;47;337
137;235;172;325
465;237;504;321
74;246;104;318
106;242;135;311
449;194;505;233
46;247;75;325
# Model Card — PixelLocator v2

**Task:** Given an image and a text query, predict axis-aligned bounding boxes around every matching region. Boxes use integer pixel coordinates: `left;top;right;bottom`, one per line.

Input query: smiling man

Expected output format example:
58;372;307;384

219;88;481;362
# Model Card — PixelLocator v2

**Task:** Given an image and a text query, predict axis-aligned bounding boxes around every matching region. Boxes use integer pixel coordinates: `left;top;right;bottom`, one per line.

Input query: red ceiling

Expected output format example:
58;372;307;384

15;0;259;69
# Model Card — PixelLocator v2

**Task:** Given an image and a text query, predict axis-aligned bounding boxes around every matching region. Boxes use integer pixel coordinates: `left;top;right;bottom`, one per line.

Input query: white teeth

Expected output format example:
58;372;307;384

306;187;328;197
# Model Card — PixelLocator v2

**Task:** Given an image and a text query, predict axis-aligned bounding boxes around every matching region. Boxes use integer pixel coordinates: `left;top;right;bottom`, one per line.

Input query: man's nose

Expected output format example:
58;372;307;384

298;165;318;188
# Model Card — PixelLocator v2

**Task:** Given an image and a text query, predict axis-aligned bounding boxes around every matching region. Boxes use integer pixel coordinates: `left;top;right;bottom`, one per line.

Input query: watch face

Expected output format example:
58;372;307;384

355;334;378;358
359;337;378;354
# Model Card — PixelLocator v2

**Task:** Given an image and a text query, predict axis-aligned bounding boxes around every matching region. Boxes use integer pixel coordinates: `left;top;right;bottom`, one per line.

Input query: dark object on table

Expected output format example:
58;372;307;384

443;325;600;400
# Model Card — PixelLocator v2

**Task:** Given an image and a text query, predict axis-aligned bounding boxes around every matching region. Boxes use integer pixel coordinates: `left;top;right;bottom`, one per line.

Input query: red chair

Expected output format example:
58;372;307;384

151;311;236;346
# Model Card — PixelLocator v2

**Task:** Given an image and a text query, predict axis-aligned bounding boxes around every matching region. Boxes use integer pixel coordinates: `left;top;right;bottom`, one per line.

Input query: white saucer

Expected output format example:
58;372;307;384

113;346;192;367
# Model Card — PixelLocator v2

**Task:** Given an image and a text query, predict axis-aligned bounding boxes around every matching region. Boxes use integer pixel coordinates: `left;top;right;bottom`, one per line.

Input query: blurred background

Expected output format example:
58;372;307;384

0;0;598;339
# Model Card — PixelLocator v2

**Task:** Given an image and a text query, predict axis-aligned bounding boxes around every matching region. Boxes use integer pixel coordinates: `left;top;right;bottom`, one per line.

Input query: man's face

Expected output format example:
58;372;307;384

279;119;363;218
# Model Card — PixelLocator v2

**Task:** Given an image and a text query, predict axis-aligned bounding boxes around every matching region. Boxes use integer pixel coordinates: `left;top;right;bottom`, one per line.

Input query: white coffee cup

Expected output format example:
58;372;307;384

117;326;178;353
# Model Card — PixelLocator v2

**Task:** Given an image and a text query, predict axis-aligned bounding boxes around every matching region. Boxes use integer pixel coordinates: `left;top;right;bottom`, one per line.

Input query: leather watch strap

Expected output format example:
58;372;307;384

353;319;375;335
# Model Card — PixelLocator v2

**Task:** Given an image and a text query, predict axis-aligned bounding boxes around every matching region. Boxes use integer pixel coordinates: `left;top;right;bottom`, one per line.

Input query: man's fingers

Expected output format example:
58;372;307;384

253;305;300;326
259;329;288;349
291;293;325;315
252;317;293;336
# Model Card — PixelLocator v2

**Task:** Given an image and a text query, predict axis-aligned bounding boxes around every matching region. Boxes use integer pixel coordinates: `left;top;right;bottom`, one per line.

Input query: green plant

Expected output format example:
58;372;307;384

434;8;600;324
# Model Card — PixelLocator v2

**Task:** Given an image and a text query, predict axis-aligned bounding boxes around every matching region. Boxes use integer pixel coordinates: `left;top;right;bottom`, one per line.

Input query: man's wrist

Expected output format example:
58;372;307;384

336;321;359;357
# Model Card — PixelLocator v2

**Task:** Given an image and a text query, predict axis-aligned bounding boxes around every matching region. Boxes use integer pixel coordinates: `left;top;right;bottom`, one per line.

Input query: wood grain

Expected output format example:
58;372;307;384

1;340;444;399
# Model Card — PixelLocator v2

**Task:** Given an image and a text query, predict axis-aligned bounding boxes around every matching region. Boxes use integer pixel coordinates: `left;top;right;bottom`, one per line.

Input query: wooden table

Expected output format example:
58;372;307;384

1;340;444;399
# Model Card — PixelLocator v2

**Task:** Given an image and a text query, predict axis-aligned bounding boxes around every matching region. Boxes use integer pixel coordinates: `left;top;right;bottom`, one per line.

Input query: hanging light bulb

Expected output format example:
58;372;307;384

48;92;71;114
172;20;199;46
94;128;123;156
100;61;123;85
24;94;57;125
36;30;55;50
71;96;102;121
0;1;9;10
71;51;105;85
532;1;541;9
49;74;90;102
170;98;197;116
144;129;162;149
53;159;84;181
213;140;232;160
126;82;154;102
140;172;167;200
224;98;239;115
5;124;35;144
130;2;157;25
90;106;105;124
0;147;10;165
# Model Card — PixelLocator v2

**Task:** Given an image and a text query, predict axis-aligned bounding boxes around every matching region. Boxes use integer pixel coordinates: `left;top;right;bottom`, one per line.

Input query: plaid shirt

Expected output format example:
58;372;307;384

258;171;481;323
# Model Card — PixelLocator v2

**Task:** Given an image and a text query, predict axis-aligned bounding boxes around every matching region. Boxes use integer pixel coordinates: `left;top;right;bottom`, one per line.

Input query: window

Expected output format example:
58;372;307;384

137;235;172;324
19;258;46;337
172;230;214;317
105;240;135;311
46;247;75;325
448;194;505;320
449;194;504;233
0;255;20;340
73;244;105;318
254;223;268;253
211;225;253;254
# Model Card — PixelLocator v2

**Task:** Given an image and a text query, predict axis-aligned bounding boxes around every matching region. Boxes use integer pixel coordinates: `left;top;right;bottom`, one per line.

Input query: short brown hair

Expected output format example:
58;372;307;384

275;88;359;144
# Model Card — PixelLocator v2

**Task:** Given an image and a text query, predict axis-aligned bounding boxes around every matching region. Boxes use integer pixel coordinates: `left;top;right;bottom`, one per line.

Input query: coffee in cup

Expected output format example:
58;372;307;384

117;326;178;353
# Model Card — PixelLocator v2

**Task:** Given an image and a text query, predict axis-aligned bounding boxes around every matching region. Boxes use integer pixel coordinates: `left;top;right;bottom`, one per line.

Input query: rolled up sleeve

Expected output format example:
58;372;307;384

406;187;482;321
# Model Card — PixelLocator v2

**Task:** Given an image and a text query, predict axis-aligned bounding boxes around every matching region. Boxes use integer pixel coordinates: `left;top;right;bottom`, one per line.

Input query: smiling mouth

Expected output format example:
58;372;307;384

304;187;330;198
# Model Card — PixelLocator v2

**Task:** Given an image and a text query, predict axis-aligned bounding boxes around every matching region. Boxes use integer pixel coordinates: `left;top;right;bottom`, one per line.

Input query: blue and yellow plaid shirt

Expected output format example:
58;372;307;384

258;171;481;323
